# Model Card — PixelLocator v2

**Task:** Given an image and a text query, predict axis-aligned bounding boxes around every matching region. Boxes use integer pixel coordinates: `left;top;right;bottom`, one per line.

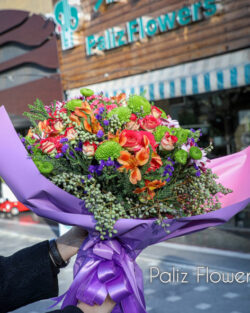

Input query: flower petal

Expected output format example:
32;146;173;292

136;148;149;166
130;167;141;184
117;151;132;166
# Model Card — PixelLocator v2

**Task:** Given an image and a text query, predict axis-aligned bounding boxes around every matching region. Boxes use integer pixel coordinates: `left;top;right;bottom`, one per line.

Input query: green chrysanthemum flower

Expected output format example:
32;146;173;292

174;149;188;165
189;146;202;160
154;126;171;142
80;88;94;97
128;95;151;116
175;128;190;144
95;141;122;161
38;162;54;174
66;99;83;111
107;107;132;123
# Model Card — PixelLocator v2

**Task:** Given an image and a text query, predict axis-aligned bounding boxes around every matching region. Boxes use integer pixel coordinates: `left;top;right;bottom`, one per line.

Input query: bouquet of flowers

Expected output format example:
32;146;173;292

0;90;249;313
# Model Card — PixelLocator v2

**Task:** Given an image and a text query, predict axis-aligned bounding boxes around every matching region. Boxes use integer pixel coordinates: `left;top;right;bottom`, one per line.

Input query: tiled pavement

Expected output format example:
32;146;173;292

0;224;250;313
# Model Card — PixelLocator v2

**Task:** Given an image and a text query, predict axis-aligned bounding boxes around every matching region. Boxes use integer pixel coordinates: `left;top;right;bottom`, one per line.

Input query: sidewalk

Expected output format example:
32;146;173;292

167;225;250;253
1;217;250;313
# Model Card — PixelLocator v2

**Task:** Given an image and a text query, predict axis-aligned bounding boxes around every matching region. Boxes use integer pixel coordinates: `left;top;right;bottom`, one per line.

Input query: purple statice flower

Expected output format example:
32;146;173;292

74;147;82;152
166;177;171;183
106;158;114;167
97;130;104;138
103;120;109;126
193;163;199;170
81;179;85;184
69;151;75;158
96;170;103;176
167;157;175;165
163;163;175;177
21;137;26;143
60;138;68;143
87;174;93;180
99;107;105;114
62;144;69;153
190;128;195;133
78;141;83;149
27;145;32;150
95;114;102;121
88;165;96;173
98;160;105;171
114;161;122;169
55;153;63;159
196;170;201;177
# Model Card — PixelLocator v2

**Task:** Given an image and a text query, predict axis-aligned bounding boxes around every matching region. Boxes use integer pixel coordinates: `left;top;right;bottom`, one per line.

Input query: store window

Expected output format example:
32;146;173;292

155;86;250;229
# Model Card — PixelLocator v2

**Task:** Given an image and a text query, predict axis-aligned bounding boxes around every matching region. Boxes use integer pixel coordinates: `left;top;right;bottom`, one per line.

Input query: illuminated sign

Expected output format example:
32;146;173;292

86;0;217;56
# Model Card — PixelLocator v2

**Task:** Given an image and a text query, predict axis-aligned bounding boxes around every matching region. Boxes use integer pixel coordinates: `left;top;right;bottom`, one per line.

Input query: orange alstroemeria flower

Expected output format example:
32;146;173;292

117;149;149;184
108;130;121;143
133;179;166;200
90;114;103;134
38;120;51;135
71;101;103;134
74;101;92;116
111;93;126;103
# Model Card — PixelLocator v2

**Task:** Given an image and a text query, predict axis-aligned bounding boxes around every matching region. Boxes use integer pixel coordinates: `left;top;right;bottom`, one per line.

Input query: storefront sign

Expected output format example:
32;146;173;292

94;0;117;12
54;0;79;50
86;0;217;56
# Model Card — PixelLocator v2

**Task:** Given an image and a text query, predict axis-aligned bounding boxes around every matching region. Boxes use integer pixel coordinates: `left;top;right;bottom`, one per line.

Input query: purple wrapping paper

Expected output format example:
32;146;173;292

0;105;249;312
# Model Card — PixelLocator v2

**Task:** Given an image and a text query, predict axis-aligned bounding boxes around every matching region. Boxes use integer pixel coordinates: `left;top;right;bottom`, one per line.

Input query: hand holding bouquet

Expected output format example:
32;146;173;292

0;90;249;312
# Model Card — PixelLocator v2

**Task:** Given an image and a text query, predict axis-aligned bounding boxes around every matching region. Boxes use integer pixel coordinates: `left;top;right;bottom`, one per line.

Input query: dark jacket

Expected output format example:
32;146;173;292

0;241;82;313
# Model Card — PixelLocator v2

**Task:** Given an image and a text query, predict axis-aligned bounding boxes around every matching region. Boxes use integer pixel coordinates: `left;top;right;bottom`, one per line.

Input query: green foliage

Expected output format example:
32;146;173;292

23;99;50;125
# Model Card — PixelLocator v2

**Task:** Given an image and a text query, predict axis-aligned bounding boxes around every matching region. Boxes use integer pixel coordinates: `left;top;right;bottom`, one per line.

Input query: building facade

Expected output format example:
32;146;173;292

0;0;62;131
56;0;250;228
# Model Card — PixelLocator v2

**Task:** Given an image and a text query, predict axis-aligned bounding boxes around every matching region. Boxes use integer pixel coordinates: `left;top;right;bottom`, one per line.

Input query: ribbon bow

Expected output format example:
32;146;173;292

54;237;147;313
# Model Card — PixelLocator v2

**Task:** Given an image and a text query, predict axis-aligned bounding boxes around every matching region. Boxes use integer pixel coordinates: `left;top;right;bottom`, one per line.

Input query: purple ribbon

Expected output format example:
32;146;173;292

54;236;147;313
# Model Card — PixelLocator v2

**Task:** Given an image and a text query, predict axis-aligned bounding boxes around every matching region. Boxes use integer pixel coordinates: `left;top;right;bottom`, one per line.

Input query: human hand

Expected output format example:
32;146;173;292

77;295;116;313
55;226;88;262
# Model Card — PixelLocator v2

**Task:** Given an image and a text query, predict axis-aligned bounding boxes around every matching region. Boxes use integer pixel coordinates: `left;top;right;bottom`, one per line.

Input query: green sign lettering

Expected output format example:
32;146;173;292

86;0;219;56
146;19;158;37
157;12;176;32
177;6;192;26
203;0;217;17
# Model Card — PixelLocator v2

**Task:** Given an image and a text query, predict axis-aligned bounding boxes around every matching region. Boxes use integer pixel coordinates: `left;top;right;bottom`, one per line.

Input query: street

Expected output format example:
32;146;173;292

0;214;250;313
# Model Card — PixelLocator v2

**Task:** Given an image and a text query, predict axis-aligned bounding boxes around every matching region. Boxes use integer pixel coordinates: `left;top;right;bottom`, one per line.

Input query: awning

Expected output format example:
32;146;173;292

67;48;250;101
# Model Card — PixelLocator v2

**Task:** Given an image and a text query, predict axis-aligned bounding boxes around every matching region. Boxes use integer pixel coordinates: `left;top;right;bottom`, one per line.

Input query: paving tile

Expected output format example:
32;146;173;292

144;288;156;295
195;303;212;310
223;292;240;299
193;286;209;292
166;295;182;302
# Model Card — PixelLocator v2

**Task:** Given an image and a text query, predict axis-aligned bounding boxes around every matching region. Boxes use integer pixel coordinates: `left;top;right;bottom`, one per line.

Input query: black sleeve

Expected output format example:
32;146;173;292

0;240;59;312
48;306;83;313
